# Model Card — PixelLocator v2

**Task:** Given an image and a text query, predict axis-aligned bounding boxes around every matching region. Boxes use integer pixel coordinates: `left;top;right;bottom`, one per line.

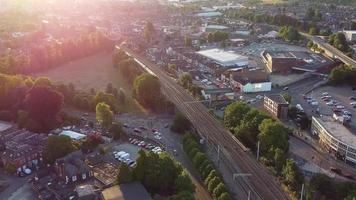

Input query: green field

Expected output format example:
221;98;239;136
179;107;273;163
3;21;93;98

32;51;145;114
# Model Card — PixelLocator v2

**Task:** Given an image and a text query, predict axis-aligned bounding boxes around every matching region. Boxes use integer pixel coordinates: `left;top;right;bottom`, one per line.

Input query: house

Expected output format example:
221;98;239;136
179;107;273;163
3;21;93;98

343;30;356;42
101;182;151;200
0;129;47;173
263;94;289;120
60;130;87;141
226;69;271;93
75;184;97;200
54;150;92;184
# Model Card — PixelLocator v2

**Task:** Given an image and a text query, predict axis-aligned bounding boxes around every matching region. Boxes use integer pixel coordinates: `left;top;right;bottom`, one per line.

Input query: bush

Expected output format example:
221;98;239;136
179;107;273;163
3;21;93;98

192;152;207;168
213;183;227;199
218;192;231;200
171;112;190;133
208;177;221;193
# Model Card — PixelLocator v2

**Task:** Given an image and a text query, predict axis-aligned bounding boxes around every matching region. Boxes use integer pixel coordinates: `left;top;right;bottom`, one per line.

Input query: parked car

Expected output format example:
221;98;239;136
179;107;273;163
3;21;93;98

283;87;289;91
322;92;329;96
134;128;141;133
330;167;342;174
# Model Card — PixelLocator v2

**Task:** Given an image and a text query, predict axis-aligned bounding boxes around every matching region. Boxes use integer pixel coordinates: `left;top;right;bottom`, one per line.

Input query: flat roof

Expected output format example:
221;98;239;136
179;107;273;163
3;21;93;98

206;25;229;30
197;48;248;66
343;30;356;34
196;11;222;17
314;117;356;148
265;94;288;104
60;130;86;140
0;121;12;132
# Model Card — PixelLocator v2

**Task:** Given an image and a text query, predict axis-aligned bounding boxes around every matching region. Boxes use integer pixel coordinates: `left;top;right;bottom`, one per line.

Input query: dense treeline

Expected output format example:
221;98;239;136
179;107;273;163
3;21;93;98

224;101;304;197
117;150;196;200
306;174;356;200
279;26;301;42
183;134;231;200
0;73;127;132
112;48;144;84
225;9;312;32
0;31;113;74
329;33;354;57
329;64;356;86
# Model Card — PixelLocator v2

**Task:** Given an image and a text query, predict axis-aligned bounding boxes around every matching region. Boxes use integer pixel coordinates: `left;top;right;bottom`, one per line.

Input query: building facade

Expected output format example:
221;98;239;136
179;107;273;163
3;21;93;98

311;117;356;167
263;94;289;119
343;30;356;42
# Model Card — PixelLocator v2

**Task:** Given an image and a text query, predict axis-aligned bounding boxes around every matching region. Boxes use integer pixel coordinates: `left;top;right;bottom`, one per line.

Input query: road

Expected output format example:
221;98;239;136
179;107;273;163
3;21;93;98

121;46;290;200
301;33;356;67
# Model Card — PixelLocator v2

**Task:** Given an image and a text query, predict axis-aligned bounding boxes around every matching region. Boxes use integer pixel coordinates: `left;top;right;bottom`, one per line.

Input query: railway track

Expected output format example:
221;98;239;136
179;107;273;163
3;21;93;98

121;46;290;200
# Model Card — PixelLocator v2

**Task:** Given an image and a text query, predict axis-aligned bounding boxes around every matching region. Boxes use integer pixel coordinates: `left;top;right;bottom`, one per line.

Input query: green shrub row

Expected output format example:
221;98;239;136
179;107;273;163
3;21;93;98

183;133;231;200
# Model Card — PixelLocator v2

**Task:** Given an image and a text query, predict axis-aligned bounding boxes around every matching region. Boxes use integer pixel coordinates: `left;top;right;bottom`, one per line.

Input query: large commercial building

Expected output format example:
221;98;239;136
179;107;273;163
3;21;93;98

263;94;289;120
223;69;271;93
343;30;356;42
261;51;335;74
311;117;356;167
197;48;248;68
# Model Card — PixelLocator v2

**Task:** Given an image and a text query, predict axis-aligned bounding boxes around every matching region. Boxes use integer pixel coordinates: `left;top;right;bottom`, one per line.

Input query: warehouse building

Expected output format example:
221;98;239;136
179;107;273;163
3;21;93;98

197;48;248;69
263;94;289;120
311;116;356;167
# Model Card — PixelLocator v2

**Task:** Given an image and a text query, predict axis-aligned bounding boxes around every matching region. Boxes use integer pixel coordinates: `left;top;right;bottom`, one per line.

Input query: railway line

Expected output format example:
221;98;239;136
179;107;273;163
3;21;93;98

121;46;290;200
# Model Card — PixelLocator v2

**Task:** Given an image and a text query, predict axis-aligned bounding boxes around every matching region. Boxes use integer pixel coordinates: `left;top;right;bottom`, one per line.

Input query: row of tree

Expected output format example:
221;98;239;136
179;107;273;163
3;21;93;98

117;150;196;200
183;134;231;200
0;31;113;74
278;26;301;42
224;101;304;197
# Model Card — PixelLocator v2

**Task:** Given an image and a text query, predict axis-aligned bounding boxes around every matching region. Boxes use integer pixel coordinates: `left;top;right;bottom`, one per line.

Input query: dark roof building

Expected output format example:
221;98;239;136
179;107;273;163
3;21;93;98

54;150;92;184
101;182;151;200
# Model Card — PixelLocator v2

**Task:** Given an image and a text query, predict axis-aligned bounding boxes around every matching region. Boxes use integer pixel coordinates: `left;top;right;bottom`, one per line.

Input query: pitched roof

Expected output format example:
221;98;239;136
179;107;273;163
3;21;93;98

101;182;151;200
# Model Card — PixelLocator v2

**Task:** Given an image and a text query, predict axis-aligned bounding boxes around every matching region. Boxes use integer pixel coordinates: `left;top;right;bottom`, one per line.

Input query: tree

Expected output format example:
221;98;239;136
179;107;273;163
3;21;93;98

274;148;286;174
213;183;227;199
282;93;291;103
175;170;195;193
109;121;124;140
133;74;161;109
283;159;304;191
258;119;289;153
24;86;64;131
105;83;114;94
96;102;113;129
218;192;231;200
43;135;75;164
208;177;221;193
185;36;192;47
117;163;133;184
171;112;190;133
178;73;192;89
169;191;195;200
192;152;207;168
33;77;52;87
143;21;155;41
224;101;250;130
330;64;356;86
309;27;318;35
278;26;300;42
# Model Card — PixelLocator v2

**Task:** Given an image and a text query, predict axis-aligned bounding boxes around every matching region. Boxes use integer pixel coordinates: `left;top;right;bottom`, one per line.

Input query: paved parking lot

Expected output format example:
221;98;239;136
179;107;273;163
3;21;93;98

305;85;356;130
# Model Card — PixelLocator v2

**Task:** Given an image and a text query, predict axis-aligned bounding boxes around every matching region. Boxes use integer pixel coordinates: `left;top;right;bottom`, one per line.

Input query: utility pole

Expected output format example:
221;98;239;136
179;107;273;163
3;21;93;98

300;183;304;200
256;141;260;161
217;145;220;168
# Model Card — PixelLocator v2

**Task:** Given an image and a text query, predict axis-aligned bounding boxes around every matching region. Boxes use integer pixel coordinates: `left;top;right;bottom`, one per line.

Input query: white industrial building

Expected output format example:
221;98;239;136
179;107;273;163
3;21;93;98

204;25;229;32
197;48;248;68
343;30;356;42
60;130;87;141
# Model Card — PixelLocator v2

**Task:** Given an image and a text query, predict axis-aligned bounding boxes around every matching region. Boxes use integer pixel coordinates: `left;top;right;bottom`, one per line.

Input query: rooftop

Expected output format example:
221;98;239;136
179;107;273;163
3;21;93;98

314;117;356;148
230;69;269;85
197;48;248;67
60;130;86;140
265;94;288;104
205;25;229;30
343;30;356;34
196;11;222;17
0;121;12;132
101;182;150;200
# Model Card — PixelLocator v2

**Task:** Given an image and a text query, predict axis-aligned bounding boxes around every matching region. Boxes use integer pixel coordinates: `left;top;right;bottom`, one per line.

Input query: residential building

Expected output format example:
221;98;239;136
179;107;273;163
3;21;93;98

54;150;92;184
101;182;151;200
0;128;47;173
263;94;289;120
311;116;356;167
226;69;271;93
343;30;356;42
75;184;96;200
